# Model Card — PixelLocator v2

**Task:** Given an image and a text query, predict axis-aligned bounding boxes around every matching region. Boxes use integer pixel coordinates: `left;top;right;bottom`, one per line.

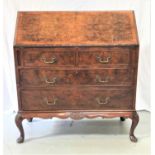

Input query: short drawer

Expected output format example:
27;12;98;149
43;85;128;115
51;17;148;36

19;68;134;87
21;48;75;67
78;47;130;66
21;88;134;111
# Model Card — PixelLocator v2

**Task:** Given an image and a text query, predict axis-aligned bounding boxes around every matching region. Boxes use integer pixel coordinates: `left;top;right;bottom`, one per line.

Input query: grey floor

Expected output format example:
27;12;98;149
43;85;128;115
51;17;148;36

3;111;150;155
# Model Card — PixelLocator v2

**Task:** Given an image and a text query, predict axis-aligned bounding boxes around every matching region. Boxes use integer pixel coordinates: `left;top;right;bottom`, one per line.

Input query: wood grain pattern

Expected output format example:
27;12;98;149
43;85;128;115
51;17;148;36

14;11;139;143
78;48;130;66
14;11;139;46
19;68;134;87
20;88;134;111
22;48;75;67
16;47;138;67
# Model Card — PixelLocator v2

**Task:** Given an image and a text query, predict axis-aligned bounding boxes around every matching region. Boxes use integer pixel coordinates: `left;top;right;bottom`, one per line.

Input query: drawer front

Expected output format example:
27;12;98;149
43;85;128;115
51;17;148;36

21;88;134;110
78;47;130;66
19;69;134;87
22;48;75;67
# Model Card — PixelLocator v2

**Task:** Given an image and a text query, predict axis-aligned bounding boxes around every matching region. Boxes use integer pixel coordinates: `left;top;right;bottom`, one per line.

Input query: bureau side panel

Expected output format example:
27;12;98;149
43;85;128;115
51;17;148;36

132;46;139;109
13;47;22;110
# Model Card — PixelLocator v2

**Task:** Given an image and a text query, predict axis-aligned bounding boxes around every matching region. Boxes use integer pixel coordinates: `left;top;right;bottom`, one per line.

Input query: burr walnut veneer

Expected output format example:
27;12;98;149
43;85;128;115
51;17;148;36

14;11;139;143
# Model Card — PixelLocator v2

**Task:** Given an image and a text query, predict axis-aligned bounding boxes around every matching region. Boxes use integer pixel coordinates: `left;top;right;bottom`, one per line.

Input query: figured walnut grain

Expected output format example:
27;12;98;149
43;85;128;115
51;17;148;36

14;11;139;46
14;11;139;143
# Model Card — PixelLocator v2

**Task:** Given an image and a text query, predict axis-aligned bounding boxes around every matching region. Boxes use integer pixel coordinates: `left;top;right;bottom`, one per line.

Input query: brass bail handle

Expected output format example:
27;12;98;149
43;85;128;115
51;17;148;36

96;56;111;64
96;97;110;105
44;97;57;105
45;77;57;84
96;75;108;83
41;56;57;64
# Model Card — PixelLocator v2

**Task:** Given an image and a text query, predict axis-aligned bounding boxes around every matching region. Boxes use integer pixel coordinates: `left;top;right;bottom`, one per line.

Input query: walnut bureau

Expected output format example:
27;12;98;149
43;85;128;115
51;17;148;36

14;11;139;143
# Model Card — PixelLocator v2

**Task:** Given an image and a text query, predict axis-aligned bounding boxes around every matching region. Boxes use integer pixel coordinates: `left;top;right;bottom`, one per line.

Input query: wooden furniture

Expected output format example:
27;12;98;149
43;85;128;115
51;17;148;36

14;11;139;143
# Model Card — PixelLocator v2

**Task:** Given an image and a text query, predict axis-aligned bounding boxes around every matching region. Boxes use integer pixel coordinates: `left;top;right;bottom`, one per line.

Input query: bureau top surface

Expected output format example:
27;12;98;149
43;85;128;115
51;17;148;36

14;11;139;47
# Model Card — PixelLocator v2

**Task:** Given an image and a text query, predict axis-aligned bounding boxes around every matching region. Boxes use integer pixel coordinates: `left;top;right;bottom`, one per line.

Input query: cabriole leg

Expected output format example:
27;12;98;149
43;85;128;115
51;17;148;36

15;113;24;143
129;111;139;142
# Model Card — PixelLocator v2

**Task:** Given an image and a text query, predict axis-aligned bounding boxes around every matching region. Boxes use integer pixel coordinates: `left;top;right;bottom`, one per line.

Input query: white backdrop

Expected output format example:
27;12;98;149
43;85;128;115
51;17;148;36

3;0;150;112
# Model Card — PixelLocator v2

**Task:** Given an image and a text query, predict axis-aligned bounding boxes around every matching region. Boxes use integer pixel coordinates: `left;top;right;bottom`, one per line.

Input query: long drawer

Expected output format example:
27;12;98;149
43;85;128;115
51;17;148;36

20;88;134;111
19;68;134;87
